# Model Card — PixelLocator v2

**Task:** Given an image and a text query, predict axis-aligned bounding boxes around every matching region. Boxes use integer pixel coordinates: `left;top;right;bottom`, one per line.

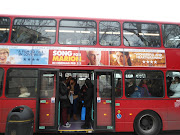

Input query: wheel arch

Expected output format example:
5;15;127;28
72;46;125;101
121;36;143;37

133;109;163;135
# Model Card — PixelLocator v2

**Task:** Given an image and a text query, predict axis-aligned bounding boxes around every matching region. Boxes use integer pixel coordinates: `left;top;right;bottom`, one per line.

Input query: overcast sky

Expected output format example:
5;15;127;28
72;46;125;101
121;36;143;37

1;0;180;23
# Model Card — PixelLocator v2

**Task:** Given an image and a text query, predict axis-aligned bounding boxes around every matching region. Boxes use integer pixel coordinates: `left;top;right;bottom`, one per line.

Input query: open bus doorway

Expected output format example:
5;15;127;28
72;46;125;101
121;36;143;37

58;70;116;133
36;69;116;133
58;70;94;133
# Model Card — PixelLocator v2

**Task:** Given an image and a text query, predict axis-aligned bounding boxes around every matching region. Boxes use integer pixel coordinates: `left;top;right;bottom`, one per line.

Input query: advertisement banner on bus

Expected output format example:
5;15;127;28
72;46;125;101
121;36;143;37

0;46;166;67
80;48;109;66
124;49;166;67
0;46;48;65
48;49;80;65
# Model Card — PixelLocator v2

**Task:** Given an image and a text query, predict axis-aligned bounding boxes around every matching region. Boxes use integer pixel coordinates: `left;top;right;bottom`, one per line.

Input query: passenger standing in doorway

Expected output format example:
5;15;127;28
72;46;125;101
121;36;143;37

81;78;94;129
59;77;71;128
68;77;80;121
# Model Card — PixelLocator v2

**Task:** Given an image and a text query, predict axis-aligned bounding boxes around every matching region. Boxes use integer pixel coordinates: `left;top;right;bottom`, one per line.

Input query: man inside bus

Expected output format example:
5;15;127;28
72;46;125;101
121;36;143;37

170;76;180;98
86;51;104;66
125;79;136;97
18;87;30;97
81;78;93;129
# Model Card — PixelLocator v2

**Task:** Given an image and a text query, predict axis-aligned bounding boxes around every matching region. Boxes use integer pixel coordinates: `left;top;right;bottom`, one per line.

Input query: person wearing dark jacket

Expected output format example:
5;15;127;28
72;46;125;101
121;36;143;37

68;78;80;121
59;77;71;128
81;78;94;129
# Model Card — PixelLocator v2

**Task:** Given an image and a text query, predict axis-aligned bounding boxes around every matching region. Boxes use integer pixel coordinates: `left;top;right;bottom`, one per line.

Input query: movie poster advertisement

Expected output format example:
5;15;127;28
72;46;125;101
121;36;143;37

0;46;166;67
48;47;81;65
31;47;49;65
124;49;166;67
109;49;124;66
80;48;109;66
0;46;49;65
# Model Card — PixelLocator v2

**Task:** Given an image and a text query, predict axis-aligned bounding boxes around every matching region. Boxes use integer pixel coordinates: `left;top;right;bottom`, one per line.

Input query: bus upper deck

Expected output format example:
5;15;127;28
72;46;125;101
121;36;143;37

0;14;180;135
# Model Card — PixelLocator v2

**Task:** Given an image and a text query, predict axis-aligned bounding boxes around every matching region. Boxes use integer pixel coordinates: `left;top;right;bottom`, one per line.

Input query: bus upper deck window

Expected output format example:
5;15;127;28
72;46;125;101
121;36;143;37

162;24;180;48
123;22;161;47
59;20;97;45
0;17;10;43
11;18;56;44
99;21;121;46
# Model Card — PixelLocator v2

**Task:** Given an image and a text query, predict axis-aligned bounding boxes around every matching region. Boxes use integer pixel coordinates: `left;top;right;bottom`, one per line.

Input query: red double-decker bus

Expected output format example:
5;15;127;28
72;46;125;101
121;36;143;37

0;14;180;135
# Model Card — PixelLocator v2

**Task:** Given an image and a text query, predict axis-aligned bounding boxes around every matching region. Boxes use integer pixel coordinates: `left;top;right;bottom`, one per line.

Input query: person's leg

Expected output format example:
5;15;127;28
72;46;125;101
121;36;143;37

67;104;73;121
73;98;78;120
62;108;67;125
85;107;91;127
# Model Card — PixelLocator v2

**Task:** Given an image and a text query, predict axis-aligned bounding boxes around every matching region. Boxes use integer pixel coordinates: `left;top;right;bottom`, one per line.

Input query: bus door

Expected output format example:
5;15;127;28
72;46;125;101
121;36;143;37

36;69;59;132
94;70;115;132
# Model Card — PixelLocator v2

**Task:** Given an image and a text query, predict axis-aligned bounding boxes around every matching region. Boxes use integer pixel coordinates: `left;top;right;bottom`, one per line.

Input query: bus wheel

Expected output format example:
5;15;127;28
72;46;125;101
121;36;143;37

134;111;162;135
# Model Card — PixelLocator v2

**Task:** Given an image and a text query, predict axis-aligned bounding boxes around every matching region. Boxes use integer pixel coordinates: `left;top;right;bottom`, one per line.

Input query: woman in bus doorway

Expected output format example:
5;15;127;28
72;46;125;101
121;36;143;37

59;77;71;128
68;77;80;121
81;78;94;129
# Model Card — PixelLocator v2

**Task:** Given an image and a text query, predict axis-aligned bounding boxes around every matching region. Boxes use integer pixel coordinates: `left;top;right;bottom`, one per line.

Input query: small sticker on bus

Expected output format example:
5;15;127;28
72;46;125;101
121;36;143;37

40;100;46;103
51;97;55;103
97;97;101;103
116;114;122;119
39;126;45;129
175;100;180;108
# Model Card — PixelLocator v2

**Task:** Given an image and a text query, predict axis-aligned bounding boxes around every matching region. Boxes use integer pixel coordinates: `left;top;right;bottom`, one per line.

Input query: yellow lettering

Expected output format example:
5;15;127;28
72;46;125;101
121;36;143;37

79;56;81;62
53;56;59;61
64;56;69;61
59;56;64;61
71;56;75;61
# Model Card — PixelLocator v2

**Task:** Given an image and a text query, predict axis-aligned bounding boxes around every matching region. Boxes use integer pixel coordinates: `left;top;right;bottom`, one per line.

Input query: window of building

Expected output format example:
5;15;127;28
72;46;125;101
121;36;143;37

125;70;164;98
123;22;161;47
0;68;4;96
6;69;38;98
11;18;56;44
166;71;180;98
59;20;97;45
0;17;10;43
99;21;121;46
162;24;180;48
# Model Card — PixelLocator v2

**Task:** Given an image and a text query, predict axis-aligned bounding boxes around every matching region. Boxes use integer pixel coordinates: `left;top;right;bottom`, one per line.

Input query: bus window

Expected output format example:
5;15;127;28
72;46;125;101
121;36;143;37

6;69;38;98
99;21;121;46
0;17;10;43
59;20;97;45
123;22;161;47
11;18;56;44
125;70;164;98
99;74;112;98
0;68;4;96
114;70;122;97
166;71;180;98
40;73;55;98
162;24;180;48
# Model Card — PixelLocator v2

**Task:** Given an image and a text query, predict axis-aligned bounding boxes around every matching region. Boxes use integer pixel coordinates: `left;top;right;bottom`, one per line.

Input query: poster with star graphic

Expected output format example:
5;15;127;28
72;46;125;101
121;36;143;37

0;46;48;65
124;49;166;67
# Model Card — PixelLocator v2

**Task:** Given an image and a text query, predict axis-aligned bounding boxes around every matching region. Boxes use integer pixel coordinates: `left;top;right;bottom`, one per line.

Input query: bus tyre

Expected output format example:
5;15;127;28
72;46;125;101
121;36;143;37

134;111;162;135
